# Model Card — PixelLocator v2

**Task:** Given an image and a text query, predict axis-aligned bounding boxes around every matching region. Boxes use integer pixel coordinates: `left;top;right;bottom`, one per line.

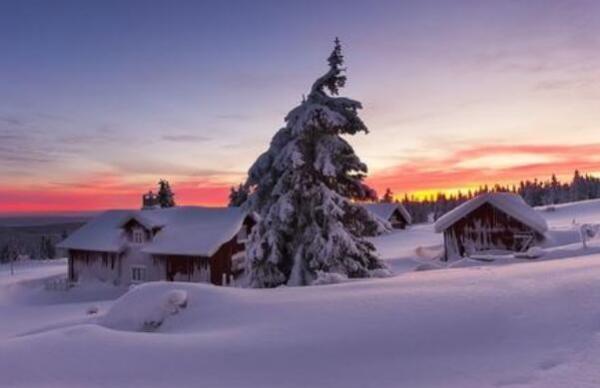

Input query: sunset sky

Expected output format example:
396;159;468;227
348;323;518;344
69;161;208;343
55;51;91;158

1;0;600;214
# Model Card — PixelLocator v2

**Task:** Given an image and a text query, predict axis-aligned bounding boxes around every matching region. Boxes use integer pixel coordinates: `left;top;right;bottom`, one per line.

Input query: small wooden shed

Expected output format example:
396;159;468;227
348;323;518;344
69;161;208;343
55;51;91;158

434;193;548;260
361;203;412;229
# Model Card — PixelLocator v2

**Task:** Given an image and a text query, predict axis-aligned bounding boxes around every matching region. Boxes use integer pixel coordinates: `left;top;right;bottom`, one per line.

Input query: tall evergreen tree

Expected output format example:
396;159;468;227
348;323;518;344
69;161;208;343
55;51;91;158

240;39;389;288
157;179;176;208
39;236;56;259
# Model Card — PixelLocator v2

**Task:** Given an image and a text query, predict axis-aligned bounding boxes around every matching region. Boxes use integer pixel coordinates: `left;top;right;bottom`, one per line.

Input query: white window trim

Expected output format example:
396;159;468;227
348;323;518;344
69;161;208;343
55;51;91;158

132;229;145;244
130;265;147;283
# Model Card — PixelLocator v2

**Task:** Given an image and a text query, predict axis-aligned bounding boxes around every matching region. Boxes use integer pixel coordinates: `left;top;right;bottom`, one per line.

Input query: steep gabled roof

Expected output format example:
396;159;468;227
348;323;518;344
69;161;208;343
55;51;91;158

434;193;548;234
361;203;412;224
118;212;166;230
58;206;251;257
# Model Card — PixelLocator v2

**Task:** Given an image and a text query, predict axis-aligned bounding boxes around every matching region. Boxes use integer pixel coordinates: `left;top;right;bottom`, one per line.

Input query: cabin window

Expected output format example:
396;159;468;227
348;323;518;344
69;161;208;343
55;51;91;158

131;265;147;283
132;229;145;244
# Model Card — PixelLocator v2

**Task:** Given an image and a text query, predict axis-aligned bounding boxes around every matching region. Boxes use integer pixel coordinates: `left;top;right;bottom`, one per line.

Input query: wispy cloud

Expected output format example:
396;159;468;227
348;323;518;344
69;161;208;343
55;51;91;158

0;115;24;126
162;134;212;142
214;113;252;121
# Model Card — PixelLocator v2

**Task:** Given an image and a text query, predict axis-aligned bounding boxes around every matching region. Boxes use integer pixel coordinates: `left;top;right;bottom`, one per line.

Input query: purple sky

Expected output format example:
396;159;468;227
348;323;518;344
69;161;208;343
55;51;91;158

1;0;600;212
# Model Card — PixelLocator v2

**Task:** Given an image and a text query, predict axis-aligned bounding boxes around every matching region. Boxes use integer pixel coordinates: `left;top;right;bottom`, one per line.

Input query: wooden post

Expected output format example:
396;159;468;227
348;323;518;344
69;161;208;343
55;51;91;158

580;224;588;250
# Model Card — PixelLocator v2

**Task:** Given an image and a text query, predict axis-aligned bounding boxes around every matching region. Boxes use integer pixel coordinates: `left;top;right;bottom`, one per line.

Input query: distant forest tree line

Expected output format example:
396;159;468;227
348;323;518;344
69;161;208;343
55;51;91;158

384;170;600;224
0;228;74;264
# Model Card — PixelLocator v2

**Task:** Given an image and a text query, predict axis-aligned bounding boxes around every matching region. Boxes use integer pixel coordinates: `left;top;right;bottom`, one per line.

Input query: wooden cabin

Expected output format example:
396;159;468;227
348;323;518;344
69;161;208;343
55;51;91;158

361;203;412;229
58;207;255;286
434;193;548;260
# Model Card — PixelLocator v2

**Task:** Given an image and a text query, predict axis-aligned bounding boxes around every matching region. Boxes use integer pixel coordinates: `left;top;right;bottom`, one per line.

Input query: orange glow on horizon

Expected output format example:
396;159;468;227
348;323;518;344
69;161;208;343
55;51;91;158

2;142;600;214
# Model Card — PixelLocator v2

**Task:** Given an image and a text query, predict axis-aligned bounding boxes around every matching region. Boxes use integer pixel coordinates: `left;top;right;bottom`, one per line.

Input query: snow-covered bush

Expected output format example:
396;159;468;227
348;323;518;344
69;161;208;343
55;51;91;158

163;289;188;314
238;39;390;287
102;285;188;332
311;271;348;286
369;268;393;278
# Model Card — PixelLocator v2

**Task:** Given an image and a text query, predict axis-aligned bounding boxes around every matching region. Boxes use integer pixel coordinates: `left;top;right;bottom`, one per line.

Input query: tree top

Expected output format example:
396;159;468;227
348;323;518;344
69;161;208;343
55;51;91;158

310;38;347;99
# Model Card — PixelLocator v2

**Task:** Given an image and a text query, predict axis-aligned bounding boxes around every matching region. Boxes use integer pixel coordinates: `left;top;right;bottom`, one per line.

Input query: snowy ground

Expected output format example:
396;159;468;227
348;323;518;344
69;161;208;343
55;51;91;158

2;199;600;387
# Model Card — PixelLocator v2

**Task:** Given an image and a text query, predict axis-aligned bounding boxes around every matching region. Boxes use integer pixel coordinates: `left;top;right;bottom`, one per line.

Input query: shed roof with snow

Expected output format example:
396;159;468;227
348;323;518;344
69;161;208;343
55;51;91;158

434;193;548;235
361;202;412;225
58;206;251;257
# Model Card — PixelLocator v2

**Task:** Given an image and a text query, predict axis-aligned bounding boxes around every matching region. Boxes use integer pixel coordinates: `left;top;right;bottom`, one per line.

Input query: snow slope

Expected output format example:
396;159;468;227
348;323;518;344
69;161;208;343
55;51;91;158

3;257;600;387
368;223;443;273
537;198;600;227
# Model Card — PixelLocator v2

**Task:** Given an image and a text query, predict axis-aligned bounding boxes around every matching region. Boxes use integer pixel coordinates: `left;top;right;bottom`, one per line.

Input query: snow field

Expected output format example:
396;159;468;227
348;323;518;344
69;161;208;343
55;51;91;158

2;199;600;386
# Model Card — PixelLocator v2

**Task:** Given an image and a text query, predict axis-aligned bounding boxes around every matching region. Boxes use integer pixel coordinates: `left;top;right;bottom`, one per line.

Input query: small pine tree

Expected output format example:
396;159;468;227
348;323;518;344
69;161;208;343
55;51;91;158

381;188;394;203
1;238;20;274
240;38;390;288
229;183;250;207
39;236;48;259
0;244;8;264
40;235;56;259
157;179;176;208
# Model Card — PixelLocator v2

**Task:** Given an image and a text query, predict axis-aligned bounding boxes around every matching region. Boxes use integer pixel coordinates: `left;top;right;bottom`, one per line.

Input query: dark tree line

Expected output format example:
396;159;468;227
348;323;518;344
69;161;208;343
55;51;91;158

382;170;600;224
0;231;68;263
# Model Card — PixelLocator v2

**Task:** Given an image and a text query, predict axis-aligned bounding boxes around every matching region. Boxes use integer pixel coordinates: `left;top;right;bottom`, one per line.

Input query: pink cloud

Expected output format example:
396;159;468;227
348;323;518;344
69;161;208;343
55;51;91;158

3;142;600;213
368;143;600;196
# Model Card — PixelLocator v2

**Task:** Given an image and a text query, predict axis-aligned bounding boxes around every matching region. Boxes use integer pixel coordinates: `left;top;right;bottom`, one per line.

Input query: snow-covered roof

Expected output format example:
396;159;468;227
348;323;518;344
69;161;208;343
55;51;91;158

141;207;249;257
434;193;548;234
361;203;412;224
57;210;130;253
58;206;251;257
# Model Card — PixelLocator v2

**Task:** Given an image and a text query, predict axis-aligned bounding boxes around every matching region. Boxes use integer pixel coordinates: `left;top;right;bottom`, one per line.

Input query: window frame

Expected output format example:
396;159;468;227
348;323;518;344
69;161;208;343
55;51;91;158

130;265;147;283
132;229;145;244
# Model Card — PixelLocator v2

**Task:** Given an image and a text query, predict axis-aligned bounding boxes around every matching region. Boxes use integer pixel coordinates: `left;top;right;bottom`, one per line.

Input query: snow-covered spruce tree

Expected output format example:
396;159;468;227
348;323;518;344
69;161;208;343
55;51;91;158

241;38;390;287
157;179;176;208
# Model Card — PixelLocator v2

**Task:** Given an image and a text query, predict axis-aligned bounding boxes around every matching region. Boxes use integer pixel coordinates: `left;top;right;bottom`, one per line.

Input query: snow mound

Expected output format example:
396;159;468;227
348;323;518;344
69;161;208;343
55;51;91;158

311;271;348;286
448;258;488;269
520;246;545;259
413;262;442;272
368;267;393;278
101;283;188;332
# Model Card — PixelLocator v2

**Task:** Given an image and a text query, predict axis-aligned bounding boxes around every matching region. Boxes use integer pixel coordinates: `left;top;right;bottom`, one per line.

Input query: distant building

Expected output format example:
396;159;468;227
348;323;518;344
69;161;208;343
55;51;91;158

434;193;548;260
58;207;255;286
361;203;412;229
142;191;160;209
